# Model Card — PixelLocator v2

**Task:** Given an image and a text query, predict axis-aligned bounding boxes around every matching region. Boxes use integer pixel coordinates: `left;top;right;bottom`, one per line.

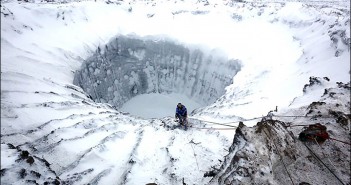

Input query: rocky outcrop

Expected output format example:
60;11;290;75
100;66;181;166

209;82;351;185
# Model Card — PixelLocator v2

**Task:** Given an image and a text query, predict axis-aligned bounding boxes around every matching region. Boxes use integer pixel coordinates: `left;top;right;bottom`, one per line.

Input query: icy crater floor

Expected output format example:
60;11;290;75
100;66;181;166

120;93;203;119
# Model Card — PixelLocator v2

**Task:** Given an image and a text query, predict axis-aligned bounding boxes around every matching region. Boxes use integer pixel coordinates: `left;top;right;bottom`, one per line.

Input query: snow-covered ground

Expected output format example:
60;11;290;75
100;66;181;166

1;0;350;184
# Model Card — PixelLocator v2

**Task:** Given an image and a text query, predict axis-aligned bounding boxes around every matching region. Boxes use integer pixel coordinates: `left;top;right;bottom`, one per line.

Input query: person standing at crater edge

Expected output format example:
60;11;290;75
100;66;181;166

175;103;188;130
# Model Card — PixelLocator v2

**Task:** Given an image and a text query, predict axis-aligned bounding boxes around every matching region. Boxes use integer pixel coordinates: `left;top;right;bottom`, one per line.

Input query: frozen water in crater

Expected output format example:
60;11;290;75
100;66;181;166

120;92;203;118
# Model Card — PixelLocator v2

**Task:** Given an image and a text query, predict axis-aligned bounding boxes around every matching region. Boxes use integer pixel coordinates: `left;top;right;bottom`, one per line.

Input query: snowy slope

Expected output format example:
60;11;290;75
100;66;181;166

192;1;350;123
209;79;350;185
1;0;350;185
1;2;233;184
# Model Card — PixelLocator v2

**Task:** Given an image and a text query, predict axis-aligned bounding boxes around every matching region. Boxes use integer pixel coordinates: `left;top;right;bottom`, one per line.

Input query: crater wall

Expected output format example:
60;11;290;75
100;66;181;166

74;35;241;108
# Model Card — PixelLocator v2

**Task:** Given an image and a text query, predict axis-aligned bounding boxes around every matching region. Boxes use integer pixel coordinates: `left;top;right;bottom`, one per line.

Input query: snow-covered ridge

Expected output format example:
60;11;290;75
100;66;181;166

208;80;350;185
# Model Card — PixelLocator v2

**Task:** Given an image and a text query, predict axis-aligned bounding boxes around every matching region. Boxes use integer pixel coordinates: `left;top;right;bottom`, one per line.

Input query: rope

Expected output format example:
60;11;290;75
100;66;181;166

187;136;200;171
188;116;264;127
328;137;351;145
302;142;346;185
188;118;239;127
190;143;200;170
313;138;338;170
273;115;312;118
285;124;310;128
273;115;335;119
187;113;342;132
262;130;295;185
189;113;335;128
190;126;236;130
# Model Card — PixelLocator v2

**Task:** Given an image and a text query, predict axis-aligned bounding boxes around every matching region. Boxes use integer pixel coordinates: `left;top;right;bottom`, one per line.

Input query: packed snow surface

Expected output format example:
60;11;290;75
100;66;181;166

1;0;350;184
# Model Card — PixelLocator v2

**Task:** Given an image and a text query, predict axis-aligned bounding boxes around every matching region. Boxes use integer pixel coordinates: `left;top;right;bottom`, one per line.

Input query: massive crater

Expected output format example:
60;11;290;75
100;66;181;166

73;35;241;117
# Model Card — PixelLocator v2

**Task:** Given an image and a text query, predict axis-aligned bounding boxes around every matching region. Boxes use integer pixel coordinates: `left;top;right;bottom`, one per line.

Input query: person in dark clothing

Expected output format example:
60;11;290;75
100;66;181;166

175;103;188;130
